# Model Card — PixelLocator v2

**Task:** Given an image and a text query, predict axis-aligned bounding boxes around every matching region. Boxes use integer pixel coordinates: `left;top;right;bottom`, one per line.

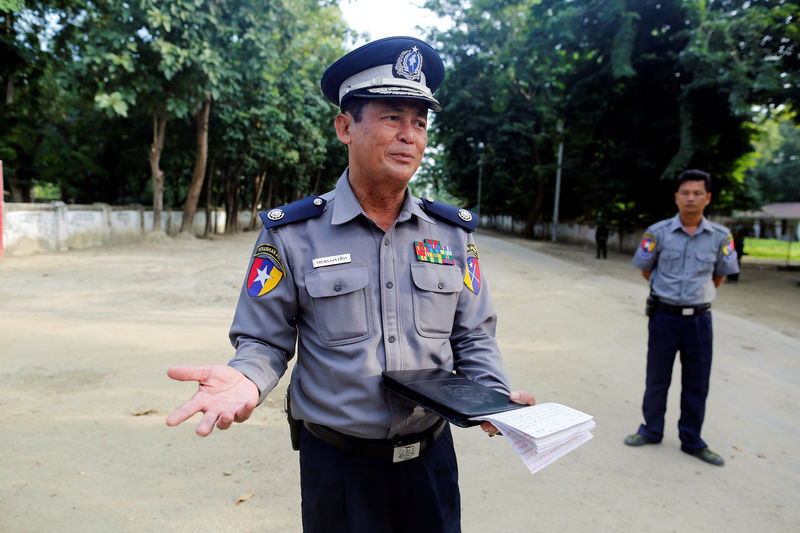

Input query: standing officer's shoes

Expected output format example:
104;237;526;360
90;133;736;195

624;433;656;446
685;447;725;466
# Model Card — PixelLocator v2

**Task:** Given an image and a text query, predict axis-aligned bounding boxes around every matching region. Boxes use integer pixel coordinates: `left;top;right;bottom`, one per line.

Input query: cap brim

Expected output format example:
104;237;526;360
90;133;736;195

344;86;442;112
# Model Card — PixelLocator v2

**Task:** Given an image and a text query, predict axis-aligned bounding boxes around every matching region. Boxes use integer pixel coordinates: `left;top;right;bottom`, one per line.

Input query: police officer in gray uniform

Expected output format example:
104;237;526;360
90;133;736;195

624;169;738;466
166;36;535;532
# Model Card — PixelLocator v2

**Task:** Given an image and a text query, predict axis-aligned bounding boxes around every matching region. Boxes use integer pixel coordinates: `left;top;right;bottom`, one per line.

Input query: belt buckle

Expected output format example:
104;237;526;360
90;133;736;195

392;442;421;463
682;307;695;316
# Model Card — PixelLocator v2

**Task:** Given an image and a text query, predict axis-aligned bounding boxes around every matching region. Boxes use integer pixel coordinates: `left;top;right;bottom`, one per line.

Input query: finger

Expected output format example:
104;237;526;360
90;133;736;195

196;410;219;437
480;421;499;435
233;402;256;423
167;365;211;383
166;398;203;427
217;416;233;430
509;390;536;405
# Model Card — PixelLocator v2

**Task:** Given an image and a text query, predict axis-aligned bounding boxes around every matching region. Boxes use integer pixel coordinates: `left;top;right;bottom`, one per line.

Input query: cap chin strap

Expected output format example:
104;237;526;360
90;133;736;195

339;77;433;104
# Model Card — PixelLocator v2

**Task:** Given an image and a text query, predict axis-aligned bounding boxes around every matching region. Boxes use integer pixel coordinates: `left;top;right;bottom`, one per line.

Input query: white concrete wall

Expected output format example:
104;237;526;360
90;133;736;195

480;214;643;253
1;202;254;257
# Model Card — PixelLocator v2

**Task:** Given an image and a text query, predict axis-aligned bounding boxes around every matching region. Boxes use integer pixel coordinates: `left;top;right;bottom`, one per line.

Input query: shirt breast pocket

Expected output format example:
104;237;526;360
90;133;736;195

305;265;371;346
659;250;683;274
410;263;463;339
695;252;717;276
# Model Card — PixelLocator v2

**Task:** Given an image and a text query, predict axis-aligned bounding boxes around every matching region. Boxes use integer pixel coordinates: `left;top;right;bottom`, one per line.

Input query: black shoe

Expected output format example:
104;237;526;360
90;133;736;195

685;447;725;466
624;433;655;447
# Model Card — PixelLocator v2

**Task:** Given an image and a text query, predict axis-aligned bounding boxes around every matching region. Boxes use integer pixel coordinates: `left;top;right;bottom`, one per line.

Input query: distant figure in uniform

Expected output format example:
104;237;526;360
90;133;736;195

624;169;739;466
595;220;609;259
165;36;535;532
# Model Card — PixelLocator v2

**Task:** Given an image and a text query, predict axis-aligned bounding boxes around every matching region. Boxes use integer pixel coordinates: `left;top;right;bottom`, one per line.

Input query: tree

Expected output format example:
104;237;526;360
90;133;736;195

423;0;800;232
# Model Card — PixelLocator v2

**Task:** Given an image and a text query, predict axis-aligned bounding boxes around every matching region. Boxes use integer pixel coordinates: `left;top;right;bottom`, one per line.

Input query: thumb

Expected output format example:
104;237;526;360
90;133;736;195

167;365;210;382
510;390;536;405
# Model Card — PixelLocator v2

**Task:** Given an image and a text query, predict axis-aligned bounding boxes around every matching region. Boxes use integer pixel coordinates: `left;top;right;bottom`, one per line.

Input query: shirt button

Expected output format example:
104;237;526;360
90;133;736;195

384;239;390;246
334;283;342;292
388;336;396;343
438;282;444;289
386;282;393;289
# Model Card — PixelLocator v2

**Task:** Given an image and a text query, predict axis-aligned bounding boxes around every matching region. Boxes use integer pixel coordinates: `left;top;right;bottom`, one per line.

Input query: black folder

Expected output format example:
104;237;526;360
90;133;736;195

381;368;525;427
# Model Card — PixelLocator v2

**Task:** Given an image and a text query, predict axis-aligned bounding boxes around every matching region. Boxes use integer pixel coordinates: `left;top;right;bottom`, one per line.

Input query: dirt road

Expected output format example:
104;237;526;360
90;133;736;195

1;230;797;532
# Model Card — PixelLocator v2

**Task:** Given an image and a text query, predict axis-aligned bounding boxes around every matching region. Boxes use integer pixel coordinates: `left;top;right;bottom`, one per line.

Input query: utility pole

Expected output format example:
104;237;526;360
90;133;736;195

477;142;484;222
552;121;564;242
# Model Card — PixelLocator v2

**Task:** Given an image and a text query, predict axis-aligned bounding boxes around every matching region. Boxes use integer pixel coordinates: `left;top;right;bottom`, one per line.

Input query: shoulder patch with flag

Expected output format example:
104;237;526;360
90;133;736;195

639;232;656;259
463;257;481;294
722;235;737;261
247;257;283;297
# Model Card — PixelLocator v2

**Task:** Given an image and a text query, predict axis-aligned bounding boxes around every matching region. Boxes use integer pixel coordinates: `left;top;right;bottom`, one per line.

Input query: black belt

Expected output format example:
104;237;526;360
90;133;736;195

303;418;447;463
656;302;711;316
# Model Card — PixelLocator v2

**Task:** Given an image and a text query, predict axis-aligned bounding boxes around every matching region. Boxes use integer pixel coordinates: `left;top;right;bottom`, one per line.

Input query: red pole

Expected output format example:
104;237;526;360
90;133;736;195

0;160;4;259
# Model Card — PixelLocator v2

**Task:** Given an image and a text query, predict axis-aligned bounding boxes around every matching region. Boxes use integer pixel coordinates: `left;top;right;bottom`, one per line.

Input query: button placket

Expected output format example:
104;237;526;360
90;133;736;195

380;228;400;368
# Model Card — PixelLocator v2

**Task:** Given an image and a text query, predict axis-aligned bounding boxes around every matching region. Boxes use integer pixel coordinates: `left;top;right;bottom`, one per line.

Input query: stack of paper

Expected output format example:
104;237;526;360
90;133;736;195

472;402;595;474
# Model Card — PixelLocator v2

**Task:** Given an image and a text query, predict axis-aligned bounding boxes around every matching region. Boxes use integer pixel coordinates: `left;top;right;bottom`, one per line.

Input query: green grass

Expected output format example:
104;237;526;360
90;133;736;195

744;238;800;261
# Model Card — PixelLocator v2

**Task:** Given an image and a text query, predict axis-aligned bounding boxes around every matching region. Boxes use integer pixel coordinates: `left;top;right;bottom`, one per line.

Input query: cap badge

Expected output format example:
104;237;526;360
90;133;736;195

395;46;423;81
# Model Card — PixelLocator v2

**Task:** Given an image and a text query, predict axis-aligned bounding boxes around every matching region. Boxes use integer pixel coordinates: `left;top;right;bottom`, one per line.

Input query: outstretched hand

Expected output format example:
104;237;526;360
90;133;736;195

166;365;259;437
481;390;536;436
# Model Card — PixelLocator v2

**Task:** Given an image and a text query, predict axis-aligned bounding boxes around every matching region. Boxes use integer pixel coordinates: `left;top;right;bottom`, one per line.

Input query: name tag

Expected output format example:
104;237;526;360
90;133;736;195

312;253;351;268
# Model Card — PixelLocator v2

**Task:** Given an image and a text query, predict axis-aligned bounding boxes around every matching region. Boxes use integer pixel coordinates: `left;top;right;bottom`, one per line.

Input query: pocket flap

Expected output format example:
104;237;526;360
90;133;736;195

662;250;682;260
696;252;717;262
410;263;463;293
306;265;369;298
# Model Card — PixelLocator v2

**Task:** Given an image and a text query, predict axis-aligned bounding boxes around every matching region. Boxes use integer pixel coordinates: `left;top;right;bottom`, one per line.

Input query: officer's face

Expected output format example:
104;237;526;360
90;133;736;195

674;179;711;217
337;99;428;187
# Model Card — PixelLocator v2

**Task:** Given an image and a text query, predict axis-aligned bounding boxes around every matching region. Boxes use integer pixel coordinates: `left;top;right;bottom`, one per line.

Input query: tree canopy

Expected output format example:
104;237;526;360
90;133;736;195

2;0;798;237
423;0;799;233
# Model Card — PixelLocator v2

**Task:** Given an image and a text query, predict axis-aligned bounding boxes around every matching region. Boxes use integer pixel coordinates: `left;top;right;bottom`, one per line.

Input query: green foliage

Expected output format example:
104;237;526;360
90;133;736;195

743;111;800;203
423;0;800;231
1;0;351;212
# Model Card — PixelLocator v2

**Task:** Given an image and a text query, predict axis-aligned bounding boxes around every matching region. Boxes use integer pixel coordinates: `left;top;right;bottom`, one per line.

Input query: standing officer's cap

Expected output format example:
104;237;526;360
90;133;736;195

321;36;444;112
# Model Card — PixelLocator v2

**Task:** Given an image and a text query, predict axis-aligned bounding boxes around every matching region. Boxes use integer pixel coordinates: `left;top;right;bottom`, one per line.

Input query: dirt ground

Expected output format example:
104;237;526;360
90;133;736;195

1;229;798;532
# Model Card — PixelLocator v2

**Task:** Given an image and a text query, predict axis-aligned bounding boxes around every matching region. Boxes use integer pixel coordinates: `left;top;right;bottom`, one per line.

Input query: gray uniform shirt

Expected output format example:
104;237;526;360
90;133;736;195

632;214;739;305
228;171;510;439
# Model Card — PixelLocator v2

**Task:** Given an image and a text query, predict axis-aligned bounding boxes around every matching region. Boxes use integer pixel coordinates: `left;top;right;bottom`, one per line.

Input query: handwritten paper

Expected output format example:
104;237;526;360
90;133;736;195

472;403;595;474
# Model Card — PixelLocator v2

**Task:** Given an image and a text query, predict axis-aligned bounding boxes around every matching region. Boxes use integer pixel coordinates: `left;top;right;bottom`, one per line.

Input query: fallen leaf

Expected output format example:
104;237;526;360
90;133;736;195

235;493;254;505
757;453;767;459
223;471;233;476
732;445;742;452
131;409;158;416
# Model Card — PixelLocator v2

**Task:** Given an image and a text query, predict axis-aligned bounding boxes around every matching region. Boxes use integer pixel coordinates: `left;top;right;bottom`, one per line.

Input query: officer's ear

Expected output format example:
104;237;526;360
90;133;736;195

334;113;352;146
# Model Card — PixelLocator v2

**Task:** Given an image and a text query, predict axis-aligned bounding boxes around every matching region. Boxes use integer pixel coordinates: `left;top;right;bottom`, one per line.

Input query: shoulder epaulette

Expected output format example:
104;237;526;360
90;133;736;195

421;197;477;232
260;195;326;229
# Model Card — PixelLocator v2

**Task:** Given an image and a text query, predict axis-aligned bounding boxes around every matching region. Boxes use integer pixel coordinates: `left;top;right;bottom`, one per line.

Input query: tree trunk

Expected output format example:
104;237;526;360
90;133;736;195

149;109;167;232
204;153;216;237
224;166;241;234
265;179;274;211
523;132;546;238
248;171;267;231
312;169;321;195
180;95;212;233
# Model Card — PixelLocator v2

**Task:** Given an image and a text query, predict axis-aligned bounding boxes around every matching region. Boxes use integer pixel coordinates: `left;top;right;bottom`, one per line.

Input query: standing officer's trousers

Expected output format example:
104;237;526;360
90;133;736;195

299;422;460;533
638;309;713;452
